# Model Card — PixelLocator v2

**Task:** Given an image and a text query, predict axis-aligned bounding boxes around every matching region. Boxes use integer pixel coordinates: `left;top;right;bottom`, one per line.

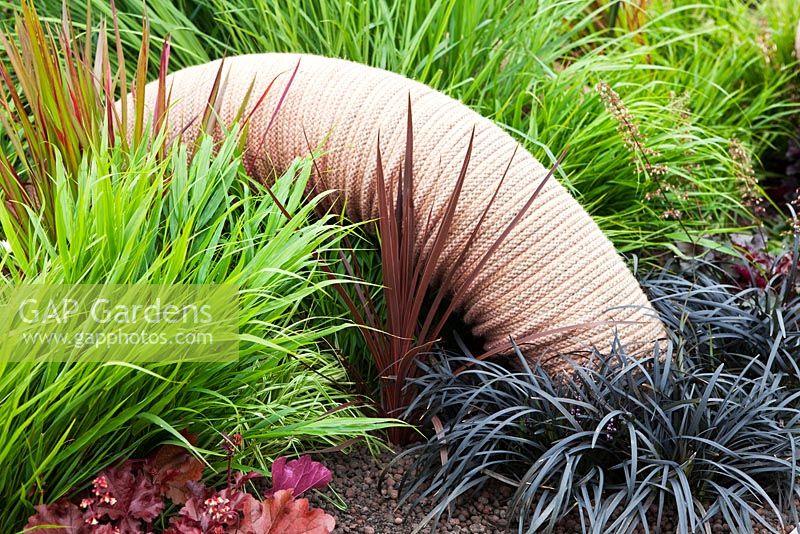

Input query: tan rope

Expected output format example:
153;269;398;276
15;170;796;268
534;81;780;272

126;53;665;372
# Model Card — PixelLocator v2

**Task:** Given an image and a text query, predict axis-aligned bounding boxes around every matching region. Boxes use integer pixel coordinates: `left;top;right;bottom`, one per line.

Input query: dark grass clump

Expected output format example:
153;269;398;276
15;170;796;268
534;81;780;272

395;342;800;533
641;238;800;380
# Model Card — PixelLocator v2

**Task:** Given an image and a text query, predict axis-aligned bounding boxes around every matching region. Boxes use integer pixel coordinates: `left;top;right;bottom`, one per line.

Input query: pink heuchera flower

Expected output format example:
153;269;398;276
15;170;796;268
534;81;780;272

25;442;335;534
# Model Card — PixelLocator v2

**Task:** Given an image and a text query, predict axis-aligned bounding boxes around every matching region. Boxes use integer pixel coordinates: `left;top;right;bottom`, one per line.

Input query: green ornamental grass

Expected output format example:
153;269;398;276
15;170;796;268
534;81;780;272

18;0;800;252
0;6;396;529
1;0;800;530
0;132;394;530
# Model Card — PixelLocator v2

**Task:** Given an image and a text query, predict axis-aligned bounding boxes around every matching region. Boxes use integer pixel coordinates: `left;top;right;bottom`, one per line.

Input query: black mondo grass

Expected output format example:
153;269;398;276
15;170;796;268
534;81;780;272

641;238;800;381
395;342;800;534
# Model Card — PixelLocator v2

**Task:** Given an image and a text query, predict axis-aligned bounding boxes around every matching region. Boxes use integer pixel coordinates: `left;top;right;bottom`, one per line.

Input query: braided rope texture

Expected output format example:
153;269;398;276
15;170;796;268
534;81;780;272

129;53;665;370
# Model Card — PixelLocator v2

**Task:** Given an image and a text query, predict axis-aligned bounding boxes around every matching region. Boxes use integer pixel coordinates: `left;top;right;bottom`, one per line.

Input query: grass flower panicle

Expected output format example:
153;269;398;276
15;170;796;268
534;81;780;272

730;138;767;219
595;81;659;170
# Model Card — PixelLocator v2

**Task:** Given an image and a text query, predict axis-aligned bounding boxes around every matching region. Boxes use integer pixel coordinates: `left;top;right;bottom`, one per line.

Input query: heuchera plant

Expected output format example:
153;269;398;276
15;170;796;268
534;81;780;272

726;233;798;291
24;440;335;534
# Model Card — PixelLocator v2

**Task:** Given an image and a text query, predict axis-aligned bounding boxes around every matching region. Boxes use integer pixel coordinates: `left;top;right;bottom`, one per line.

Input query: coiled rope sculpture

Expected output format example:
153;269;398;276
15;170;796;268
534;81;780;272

129;53;665;370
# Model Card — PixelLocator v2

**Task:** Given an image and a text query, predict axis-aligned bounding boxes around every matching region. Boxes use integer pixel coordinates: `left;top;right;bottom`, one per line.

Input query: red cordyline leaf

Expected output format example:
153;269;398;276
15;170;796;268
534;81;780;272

327;97;564;443
265;456;332;498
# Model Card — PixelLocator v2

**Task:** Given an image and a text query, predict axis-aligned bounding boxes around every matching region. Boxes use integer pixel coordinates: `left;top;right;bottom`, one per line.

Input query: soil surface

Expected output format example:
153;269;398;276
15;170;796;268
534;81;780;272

307;444;798;534
307;445;514;534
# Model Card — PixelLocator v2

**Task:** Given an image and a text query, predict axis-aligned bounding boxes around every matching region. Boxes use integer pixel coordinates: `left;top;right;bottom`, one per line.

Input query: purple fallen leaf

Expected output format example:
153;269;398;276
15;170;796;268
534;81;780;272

265;456;332;498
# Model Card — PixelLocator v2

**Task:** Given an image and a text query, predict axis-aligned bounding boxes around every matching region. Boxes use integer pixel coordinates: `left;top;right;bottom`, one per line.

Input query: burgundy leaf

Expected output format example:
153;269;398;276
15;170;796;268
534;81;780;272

25;434;334;534
145;440;205;504
25;501;86;533
172;495;206;523
241;489;335;534
127;474;165;521
166;485;257;533
92;463;138;521
91;462;162;533
265;456;332;498
163;515;203;534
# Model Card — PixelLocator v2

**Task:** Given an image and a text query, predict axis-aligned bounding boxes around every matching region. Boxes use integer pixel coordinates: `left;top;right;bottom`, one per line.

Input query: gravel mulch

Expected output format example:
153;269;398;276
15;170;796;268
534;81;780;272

307;445;514;534
306;444;799;534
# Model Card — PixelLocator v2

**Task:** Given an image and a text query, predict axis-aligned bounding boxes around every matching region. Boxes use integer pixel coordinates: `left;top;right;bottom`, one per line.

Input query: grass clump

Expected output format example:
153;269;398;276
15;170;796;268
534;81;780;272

642;243;800;379
19;0;800;252
515;0;799;252
398;343;800;533
0;133;394;531
395;237;800;532
0;6;395;530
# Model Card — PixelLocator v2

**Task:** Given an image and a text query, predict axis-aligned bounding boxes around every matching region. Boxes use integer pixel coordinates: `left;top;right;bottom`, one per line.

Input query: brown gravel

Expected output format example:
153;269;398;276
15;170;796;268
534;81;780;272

306;444;799;534
307;445;514;534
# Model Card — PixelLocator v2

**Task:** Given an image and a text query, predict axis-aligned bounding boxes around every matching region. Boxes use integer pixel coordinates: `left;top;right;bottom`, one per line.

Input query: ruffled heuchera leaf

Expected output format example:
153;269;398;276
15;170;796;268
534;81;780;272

127;471;166;523
25;501;85;533
166;486;256;533
26;461;165;533
241;489;335;534
93;462;163;523
88;462;164;530
265;456;332;498
24;437;334;534
165;484;335;533
145;441;205;504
